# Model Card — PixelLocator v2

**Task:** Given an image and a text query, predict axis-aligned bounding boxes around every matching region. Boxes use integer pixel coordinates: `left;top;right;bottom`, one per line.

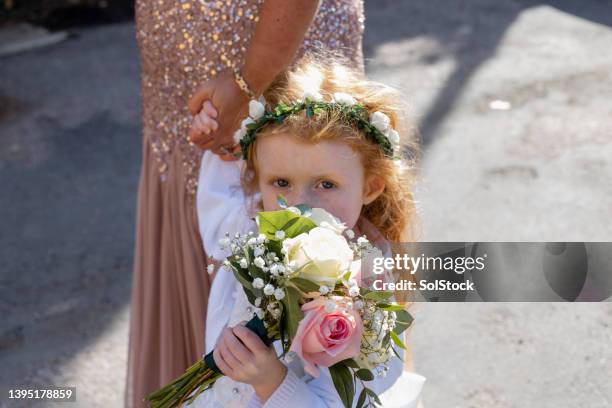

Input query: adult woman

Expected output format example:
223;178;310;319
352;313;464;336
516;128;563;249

127;1;365;406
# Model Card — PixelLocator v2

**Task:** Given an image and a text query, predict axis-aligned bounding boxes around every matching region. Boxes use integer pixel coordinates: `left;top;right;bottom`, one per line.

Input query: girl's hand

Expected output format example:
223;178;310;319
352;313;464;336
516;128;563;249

213;324;287;401
188;70;249;160
189;101;218;146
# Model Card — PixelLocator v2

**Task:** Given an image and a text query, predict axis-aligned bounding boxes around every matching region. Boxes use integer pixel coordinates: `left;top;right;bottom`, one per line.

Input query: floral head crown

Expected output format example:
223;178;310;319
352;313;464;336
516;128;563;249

233;90;401;160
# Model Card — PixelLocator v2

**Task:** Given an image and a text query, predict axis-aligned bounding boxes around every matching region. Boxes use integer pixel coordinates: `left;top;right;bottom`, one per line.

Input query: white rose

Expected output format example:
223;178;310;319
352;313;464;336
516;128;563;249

370;111;391;133
333;92;357;106
249;100;266;120
283;227;354;287
386;128;400;147
303;89;323;102
308;208;346;234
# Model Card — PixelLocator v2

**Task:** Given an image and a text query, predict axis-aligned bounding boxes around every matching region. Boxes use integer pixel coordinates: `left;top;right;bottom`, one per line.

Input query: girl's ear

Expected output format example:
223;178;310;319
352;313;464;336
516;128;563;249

363;174;385;205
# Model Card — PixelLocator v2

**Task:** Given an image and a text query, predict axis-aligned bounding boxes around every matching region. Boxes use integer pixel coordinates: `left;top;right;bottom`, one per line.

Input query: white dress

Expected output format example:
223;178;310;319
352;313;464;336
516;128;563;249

194;152;426;407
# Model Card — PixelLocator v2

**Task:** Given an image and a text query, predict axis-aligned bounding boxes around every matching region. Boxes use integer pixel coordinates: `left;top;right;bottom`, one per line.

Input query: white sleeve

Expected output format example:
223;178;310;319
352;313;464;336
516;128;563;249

196;151;256;260
246;346;422;408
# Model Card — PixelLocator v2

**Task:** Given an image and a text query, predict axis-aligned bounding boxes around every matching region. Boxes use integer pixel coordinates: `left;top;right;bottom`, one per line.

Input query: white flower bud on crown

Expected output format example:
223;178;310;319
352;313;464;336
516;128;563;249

249;100;266;120
303;89;324;102
333;92;357;106
233;128;246;144
386;128;400;148
370;111;391;133
240;117;255;133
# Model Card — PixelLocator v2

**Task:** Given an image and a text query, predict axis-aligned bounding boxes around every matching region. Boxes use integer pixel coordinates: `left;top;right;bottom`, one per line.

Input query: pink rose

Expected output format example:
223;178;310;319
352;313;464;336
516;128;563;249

289;297;363;377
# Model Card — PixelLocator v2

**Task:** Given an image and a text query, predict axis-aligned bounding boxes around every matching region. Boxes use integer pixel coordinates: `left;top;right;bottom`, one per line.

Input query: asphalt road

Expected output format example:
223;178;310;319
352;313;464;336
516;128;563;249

1;1;611;407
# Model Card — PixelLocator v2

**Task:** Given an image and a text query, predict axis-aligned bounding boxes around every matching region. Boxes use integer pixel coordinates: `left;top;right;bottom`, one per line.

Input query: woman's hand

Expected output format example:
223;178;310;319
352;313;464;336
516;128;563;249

213;324;287;401
188;70;249;160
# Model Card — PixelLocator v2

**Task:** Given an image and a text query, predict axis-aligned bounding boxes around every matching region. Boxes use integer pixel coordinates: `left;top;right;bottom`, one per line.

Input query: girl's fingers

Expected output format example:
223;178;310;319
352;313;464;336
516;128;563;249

203;100;218;119
189;125;214;147
232;325;267;355
194;115;210;135
223;328;254;362
212;347;233;376
219;339;242;371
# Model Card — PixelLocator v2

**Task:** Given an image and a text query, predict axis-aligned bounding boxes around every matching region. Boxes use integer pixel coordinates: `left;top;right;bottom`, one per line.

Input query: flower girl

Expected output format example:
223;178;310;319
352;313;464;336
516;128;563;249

193;53;426;407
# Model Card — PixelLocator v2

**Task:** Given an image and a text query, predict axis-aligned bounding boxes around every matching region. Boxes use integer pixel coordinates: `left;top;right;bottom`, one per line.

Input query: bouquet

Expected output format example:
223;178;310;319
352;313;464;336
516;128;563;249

148;199;413;408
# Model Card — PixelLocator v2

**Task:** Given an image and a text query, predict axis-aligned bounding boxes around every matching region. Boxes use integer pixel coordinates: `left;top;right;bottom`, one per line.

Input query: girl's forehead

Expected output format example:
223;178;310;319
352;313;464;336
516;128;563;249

255;134;362;175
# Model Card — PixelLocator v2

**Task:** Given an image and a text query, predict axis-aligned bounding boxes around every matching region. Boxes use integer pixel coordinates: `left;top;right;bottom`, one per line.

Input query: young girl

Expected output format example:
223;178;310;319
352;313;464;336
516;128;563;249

193;53;425;407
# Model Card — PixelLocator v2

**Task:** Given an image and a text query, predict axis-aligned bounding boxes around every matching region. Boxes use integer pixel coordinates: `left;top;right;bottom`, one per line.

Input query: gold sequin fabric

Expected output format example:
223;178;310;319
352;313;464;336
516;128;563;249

135;0;365;196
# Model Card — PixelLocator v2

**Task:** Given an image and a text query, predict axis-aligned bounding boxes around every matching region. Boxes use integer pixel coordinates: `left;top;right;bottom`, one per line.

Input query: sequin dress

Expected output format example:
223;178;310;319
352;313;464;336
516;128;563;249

127;1;365;407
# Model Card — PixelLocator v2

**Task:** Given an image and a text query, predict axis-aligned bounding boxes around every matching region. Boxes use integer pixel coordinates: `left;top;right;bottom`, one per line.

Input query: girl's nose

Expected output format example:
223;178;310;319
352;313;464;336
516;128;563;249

293;189;320;208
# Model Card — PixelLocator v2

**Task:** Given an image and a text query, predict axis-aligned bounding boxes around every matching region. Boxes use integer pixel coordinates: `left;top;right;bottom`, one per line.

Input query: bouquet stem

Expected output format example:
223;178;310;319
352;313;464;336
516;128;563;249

146;316;272;408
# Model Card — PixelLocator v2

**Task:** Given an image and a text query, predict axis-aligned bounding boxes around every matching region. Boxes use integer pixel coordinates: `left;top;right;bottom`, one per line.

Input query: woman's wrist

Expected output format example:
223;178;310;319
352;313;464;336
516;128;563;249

251;362;288;402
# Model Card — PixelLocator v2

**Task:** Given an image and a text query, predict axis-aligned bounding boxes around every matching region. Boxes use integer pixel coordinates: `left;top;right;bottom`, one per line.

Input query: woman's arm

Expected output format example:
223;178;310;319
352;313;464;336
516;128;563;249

241;0;321;95
188;0;322;155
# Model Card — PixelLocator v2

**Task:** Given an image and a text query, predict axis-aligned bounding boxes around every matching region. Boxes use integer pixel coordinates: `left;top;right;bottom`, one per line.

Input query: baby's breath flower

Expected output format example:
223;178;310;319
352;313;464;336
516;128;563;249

263;284;275;296
239;258;248;269
273;288;285;300
345;229;355;239
253;246;265;257
319;285;330;295
254;297;262;307
218;237;230;250
354;300;364;310
252;278;264;289
357;236;369;246
349;286;360;297
256;233;267;245
207;264;215;274
254;257;266;269
275;230;285;240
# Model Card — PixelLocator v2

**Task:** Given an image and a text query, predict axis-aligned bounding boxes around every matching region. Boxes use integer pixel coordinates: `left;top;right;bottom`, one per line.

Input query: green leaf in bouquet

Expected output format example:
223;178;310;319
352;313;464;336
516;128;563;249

257;210;316;239
280;286;303;340
365;387;382;406
375;303;405;312
336;358;360;369
363;290;394;301
355;368;374;381
356;388;367;408
393;309;414;335
390;330;406;350
329;362;355;408
290;277;320;294
294;204;312;217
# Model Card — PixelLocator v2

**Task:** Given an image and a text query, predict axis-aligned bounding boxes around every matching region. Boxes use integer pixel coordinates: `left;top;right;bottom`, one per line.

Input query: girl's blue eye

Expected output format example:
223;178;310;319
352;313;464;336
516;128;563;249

319;180;336;190
273;179;289;188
